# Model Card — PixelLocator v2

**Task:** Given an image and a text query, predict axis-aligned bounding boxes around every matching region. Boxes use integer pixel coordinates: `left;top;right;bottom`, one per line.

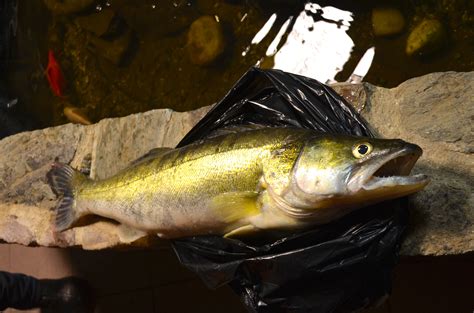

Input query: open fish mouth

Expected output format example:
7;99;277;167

362;144;429;190
361;144;429;191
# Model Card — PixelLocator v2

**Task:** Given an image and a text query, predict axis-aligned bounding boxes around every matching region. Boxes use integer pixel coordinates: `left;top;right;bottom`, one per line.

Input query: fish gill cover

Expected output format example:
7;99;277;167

172;67;407;313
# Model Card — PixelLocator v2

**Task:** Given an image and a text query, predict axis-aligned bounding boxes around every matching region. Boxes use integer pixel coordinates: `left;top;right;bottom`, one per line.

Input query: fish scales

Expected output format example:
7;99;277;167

72;128;307;237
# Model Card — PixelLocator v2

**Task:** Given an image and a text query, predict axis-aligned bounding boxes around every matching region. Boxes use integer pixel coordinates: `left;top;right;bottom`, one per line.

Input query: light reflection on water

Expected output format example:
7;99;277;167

272;3;356;83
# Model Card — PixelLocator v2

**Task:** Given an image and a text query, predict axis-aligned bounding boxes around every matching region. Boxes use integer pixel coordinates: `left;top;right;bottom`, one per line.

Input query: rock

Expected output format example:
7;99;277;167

43;0;96;15
330;83;367;112
406;18;447;56
356;72;473;256
0;72;472;256
372;7;405;36
197;0;221;13
89;29;134;66
75;9;124;38
120;2;196;37
187;16;225;65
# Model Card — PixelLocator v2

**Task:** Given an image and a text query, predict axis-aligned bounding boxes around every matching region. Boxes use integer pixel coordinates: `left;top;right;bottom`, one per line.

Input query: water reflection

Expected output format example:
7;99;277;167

243;3;377;84
274;3;355;83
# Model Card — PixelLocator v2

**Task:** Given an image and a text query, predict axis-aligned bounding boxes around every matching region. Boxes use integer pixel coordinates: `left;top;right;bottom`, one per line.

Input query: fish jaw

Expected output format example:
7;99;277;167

347;143;429;199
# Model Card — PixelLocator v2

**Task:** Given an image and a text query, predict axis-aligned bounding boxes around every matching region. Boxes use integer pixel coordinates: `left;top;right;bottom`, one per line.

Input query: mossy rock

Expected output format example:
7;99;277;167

406;19;447;56
186;16;225;66
372;7;405;37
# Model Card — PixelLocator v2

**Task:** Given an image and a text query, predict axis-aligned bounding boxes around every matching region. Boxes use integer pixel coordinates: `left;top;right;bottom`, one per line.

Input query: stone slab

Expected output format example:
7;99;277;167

0;72;472;255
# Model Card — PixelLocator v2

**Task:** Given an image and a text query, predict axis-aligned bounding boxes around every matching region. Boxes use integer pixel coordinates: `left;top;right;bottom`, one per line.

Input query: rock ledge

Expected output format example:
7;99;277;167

0;72;472;255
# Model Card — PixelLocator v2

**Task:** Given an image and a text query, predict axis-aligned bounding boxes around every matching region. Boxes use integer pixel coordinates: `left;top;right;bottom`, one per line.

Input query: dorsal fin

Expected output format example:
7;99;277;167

129;147;173;167
204;124;268;140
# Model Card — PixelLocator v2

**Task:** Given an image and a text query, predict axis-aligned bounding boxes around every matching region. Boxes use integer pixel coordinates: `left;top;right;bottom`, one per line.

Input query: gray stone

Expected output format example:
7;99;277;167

0;72;472;255
354;72;473;256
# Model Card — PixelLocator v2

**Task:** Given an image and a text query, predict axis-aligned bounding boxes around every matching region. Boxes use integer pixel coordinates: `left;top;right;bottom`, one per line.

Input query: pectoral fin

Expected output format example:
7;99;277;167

211;192;260;223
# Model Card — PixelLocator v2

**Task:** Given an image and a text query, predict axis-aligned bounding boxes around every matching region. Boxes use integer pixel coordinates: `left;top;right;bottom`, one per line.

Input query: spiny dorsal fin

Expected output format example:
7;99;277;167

204;124;268;140
129;147;173;167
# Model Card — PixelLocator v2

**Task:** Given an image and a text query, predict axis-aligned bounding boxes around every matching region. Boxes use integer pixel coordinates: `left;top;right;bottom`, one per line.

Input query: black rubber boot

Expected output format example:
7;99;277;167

0;271;42;310
38;277;95;313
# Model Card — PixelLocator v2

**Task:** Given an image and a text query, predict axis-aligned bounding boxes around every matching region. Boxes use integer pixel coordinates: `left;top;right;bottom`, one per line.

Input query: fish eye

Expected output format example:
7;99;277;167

352;143;373;158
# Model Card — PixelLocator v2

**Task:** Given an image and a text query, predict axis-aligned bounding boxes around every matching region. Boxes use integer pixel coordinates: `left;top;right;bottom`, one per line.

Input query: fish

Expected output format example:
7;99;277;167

63;105;92;125
45;50;65;97
47;127;429;239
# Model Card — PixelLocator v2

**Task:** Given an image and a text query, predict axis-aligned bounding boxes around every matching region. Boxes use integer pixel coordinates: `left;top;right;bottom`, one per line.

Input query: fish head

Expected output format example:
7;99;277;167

284;135;429;211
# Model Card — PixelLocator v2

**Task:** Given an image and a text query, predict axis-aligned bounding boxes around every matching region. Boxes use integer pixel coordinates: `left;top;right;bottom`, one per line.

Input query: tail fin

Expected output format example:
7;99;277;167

47;162;84;231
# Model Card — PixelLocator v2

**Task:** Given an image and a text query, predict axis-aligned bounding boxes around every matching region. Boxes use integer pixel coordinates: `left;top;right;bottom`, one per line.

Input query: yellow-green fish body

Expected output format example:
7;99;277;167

48;127;429;239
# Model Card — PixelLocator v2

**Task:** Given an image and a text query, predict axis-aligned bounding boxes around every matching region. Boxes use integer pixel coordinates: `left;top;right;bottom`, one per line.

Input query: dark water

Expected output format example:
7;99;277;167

1;0;473;130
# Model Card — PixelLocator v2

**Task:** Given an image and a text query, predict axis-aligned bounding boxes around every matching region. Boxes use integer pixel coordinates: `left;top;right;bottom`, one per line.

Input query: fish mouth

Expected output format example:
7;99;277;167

349;143;429;193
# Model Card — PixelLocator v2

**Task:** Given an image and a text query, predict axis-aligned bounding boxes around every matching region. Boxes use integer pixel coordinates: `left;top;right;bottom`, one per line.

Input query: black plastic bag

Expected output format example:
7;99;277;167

172;68;407;313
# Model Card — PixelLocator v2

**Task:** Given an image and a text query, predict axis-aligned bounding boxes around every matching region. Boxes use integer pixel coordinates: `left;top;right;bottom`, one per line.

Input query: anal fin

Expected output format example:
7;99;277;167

224;225;258;238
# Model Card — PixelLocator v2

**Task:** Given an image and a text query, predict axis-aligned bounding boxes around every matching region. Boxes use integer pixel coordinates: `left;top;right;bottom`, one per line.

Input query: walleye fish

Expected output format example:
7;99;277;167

47;127;429;239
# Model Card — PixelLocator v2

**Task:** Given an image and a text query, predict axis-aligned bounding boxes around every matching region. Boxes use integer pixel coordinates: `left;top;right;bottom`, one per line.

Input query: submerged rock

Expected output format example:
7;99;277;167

75;9;125;38
89;29;134;65
372;7;405;36
406;18;447;56
43;0;95;15
187;16;225;65
120;2;196;37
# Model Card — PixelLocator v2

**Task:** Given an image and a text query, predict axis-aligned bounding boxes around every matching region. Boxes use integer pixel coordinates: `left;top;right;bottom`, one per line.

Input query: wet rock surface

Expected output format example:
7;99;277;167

0;72;472;255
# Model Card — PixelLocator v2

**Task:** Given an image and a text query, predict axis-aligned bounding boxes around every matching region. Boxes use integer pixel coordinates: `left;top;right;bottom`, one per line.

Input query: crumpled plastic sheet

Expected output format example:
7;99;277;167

172;68;407;313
